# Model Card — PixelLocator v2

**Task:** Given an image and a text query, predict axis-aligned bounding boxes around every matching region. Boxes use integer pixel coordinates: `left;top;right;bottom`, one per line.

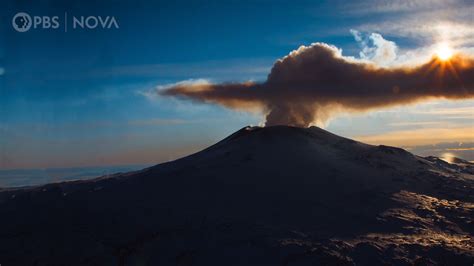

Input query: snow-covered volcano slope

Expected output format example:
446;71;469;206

0;126;473;265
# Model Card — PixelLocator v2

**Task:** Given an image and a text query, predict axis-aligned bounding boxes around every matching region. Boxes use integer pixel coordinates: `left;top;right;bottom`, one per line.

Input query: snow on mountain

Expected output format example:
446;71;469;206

0;126;472;265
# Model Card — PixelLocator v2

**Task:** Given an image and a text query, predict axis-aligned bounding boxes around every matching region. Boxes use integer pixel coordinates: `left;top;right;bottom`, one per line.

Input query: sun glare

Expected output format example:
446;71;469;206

441;152;456;163
436;45;453;61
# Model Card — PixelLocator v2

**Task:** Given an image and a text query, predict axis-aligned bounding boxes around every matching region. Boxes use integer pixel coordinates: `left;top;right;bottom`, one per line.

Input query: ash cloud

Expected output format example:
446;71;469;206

161;43;474;127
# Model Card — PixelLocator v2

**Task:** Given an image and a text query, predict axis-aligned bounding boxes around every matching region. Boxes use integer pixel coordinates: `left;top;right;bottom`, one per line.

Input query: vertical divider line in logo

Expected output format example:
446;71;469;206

64;12;67;32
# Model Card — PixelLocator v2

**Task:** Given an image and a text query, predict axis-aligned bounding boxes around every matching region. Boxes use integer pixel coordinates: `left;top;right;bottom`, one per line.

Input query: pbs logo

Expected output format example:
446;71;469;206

12;12;60;32
12;12;32;32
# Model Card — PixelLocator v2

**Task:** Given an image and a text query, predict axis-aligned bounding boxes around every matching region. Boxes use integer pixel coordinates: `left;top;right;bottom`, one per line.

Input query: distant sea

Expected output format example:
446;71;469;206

0;164;151;188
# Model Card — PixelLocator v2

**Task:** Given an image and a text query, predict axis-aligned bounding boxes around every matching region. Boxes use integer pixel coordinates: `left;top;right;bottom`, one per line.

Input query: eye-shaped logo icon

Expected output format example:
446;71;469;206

12;12;32;32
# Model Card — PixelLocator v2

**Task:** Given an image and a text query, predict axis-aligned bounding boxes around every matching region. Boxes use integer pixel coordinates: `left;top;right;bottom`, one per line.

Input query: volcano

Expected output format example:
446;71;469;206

0;126;473;265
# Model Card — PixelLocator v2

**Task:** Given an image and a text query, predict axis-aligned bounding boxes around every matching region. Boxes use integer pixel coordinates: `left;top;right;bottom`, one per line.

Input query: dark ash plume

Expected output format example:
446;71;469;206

161;43;474;127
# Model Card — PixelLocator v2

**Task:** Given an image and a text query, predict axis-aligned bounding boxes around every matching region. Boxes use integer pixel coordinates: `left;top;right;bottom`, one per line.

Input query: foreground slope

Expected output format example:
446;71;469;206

0;126;473;265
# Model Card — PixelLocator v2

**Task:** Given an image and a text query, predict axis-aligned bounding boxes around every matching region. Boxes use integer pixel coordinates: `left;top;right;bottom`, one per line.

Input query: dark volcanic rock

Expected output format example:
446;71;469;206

0;126;473;265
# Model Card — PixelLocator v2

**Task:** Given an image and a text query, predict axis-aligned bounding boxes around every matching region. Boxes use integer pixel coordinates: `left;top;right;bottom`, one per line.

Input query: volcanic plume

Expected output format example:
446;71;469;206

161;43;474;127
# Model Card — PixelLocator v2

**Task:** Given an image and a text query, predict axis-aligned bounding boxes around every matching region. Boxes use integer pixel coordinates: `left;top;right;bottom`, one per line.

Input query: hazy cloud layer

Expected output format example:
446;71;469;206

161;42;474;127
345;0;474;49
355;126;474;146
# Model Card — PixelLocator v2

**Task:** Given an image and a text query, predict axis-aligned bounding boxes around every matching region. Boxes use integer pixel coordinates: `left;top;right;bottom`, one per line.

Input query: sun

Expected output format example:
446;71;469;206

436;45;453;61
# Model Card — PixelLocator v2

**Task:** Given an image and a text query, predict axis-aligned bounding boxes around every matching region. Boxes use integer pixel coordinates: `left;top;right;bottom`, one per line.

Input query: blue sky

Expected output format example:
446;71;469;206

1;0;473;169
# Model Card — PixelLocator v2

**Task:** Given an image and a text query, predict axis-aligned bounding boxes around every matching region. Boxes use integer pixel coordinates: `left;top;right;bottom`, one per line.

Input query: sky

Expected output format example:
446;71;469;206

1;0;473;170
